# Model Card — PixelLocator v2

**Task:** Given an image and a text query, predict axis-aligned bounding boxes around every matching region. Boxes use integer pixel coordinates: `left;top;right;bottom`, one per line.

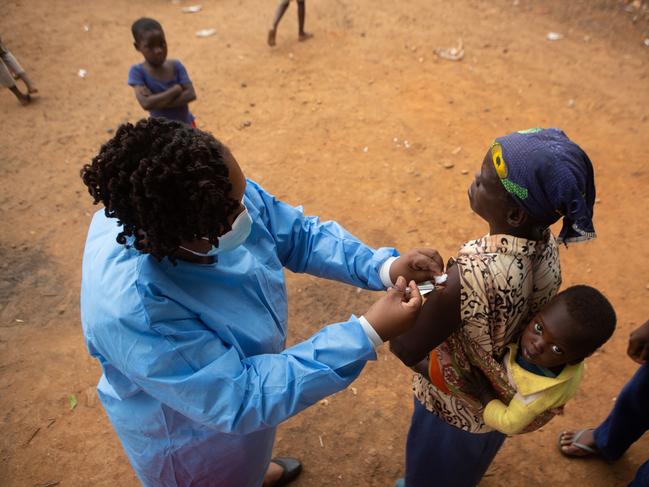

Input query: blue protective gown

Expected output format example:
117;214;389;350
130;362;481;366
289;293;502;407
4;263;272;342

80;180;398;487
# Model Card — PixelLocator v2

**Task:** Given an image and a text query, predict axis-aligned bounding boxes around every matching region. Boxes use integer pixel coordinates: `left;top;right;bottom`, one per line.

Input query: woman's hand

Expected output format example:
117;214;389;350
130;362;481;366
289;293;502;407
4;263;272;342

628;319;649;364
461;366;498;407
390;248;444;284
364;276;422;341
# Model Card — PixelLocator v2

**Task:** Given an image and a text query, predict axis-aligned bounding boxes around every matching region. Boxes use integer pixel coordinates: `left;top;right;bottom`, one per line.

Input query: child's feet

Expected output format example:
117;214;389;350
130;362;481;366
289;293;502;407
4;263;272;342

18;74;38;94
19;93;31;105
557;429;599;457
267;29;277;47
298;31;313;42
17;92;31;105
10;86;31;105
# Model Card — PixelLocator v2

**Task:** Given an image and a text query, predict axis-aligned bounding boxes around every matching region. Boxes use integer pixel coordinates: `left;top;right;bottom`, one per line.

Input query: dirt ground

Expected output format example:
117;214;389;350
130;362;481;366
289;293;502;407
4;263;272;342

1;0;649;485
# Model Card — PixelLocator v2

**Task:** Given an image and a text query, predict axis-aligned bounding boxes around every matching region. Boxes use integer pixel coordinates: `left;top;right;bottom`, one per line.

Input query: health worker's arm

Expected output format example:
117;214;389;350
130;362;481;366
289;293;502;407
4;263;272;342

389;263;462;366
102;312;377;435
250;181;398;290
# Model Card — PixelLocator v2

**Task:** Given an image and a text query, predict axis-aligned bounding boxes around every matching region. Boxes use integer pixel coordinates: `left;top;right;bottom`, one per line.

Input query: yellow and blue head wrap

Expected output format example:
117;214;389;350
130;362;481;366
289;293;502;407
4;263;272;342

492;128;596;243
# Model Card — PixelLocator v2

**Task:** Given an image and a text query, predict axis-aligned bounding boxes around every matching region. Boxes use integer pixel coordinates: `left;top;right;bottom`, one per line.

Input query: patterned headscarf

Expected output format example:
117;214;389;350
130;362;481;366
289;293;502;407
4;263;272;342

492;128;596;244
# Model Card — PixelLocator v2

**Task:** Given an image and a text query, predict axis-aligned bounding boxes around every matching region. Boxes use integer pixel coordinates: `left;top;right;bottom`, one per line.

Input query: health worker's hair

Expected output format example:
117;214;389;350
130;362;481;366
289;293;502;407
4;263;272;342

80;118;239;261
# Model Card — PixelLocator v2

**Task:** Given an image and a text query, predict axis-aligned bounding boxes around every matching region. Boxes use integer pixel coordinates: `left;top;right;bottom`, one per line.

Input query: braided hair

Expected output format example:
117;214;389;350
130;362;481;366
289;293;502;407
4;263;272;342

80;118;240;261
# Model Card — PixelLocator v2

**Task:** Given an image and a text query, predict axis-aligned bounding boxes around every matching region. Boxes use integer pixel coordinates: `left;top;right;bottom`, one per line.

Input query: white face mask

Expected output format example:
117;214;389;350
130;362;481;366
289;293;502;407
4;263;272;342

180;206;253;258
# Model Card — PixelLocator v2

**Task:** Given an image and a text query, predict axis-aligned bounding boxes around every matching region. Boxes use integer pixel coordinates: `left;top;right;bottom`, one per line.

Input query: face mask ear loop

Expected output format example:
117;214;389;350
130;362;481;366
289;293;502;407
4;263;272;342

180;204;251;258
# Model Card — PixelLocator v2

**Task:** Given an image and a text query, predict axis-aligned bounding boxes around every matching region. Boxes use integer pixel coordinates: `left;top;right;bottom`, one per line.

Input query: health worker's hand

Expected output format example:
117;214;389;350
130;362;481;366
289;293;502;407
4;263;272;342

364;276;422;342
390;248;444;285
627;319;649;364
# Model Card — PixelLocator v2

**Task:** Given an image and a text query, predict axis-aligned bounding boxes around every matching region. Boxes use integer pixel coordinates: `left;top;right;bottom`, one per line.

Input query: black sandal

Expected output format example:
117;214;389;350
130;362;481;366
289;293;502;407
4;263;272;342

271;457;303;486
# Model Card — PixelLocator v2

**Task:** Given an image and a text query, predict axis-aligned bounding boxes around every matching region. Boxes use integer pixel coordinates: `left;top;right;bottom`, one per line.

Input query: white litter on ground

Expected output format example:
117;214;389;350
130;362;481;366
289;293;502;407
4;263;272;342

182;5;202;13
196;28;216;38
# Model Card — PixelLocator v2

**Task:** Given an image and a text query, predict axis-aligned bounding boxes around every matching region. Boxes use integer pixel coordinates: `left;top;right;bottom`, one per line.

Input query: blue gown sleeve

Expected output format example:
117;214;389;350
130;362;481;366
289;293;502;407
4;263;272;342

100;304;376;435
248;180;398;290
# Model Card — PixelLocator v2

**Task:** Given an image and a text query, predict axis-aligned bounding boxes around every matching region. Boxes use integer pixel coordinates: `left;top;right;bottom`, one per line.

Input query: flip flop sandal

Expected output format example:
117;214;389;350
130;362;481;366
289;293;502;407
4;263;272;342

557;429;598;458
271;457;303;487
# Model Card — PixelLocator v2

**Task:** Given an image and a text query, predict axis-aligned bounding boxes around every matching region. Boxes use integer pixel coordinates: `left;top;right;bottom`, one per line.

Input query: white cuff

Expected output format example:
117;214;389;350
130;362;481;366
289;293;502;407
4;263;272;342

359;315;383;349
379;256;398;289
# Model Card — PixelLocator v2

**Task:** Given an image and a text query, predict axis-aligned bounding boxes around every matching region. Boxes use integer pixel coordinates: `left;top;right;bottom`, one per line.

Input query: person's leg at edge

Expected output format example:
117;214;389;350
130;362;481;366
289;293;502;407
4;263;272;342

595;364;649;460
560;364;649;460
268;0;290;47
404;397;506;487
629;458;649;487
297;0;312;41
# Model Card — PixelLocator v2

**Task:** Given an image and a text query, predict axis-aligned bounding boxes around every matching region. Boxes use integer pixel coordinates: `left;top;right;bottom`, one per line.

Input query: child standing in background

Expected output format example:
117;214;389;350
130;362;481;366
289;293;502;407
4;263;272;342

268;0;313;47
0;37;37;105
128;18;197;126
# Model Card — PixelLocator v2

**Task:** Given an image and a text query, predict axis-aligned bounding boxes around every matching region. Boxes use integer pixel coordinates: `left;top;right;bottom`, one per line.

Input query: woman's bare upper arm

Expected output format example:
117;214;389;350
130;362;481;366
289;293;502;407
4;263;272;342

389;262;462;366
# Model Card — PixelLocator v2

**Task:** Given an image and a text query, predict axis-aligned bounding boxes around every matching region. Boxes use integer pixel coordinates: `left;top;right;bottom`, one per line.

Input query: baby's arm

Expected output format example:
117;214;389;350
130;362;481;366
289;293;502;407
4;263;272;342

463;366;549;435
482;397;541;435
133;84;183;111
389;263;461;366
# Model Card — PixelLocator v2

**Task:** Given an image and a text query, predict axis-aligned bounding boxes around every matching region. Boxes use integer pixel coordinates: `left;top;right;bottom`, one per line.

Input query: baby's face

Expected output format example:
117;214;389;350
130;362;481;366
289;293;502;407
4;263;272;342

519;299;588;368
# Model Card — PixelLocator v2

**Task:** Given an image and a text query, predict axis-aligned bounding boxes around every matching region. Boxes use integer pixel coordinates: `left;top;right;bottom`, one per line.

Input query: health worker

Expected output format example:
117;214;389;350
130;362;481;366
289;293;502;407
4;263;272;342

79;118;443;487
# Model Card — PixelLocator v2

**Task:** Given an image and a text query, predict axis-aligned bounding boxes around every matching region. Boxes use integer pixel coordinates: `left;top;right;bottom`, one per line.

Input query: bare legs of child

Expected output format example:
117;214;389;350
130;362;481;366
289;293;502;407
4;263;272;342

9;85;31;105
296;1;312;42
1;59;31;105
268;0;312;47
16;70;38;94
1;50;37;105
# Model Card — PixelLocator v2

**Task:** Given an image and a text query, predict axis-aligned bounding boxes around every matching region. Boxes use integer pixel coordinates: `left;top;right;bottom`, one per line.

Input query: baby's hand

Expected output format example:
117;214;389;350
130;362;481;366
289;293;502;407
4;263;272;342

461;367;498;407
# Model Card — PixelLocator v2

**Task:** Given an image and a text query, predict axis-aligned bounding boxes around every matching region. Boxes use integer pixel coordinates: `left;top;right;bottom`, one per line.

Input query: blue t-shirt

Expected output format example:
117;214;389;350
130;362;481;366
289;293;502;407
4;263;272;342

128;60;195;125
